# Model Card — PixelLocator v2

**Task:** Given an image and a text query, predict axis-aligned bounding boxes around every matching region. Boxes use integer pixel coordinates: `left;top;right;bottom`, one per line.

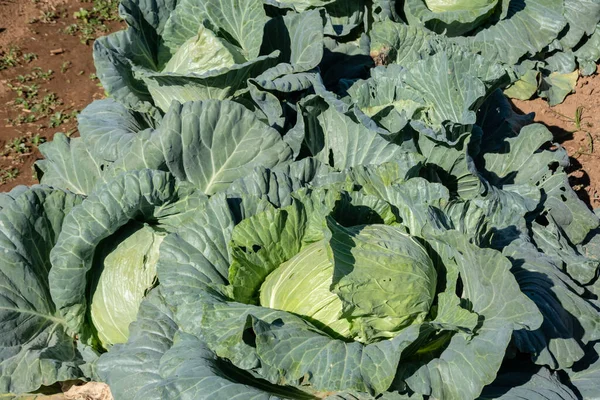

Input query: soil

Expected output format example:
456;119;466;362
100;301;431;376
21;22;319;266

512;65;600;208
0;0;122;191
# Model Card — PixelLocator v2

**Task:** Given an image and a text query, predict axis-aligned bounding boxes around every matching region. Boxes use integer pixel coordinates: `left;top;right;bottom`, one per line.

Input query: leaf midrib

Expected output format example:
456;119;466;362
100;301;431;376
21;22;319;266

0;306;66;325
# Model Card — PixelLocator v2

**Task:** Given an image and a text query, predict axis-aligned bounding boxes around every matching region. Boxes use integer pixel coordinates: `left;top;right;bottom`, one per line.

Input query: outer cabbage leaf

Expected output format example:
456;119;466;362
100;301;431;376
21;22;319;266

261;9;324;72
96;289;179;400
417;132;482;199
503;67;540;101
137;52;279;112
404;0;499;36
318;38;374;94
97;290;307;400
357;177;449;237
0;185;29;211
455;0;566;66
560;0;600;50
263;0;334;12
479;365;578;400
567;343;600;399
475;88;534;155
227;159;333;209
322;0;366;37
398;232;542;400
157;193;235;308
120;0;177;36
110;100;293;195
507;239;600;370
36;134;107;196
35;98;157;196
303;100;407;170
540;71;579;107
251;316;421;395
171;287;421;396
347;65;417;137
483;124;599;244
77;98;155;162
251;66;318;94
0;187;86;395
532;219;599;286
401;49;506;139
574;24;600;75
93;0;171;116
369;22;440;67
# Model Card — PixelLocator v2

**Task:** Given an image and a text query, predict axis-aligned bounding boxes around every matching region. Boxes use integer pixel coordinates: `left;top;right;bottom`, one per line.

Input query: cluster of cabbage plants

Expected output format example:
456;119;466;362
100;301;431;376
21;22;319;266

1;0;600;399
386;0;600;105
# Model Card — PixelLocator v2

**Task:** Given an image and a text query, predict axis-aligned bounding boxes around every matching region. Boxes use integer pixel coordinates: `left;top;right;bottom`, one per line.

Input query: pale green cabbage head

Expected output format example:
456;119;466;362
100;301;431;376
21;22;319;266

162;25;246;75
90;223;165;348
424;0;494;12
260;225;437;343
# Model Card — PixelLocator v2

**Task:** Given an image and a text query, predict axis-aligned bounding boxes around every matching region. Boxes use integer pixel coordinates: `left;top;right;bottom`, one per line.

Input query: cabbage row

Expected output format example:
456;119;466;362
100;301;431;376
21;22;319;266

1;1;599;399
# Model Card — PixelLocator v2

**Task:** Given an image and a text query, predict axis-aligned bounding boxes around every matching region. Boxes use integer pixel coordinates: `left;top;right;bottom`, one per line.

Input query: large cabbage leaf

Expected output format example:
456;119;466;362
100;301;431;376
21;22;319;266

0;187;87;395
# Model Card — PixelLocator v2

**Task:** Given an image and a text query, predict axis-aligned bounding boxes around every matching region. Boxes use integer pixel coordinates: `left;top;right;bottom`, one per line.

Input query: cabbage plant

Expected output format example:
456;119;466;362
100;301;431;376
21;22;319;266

94;0;332;116
0;97;297;394
96;159;600;399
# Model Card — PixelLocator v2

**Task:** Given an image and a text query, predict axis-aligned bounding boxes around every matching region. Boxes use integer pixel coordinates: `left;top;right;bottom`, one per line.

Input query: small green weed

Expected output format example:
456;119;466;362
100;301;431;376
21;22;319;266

31;134;46;147
16;68;54;83
4;137;30;155
5;79;70;127
2;133;46;159
66;0;121;44
0;46;21;70
22;53;37;63
61;61;72;74
575;106;584;131
49;110;78;128
0;168;20;185
1;47;42;70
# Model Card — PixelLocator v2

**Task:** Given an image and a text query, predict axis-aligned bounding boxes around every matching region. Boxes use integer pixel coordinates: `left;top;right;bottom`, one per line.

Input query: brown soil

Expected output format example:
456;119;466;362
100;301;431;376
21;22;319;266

0;0;122;191
512;65;600;209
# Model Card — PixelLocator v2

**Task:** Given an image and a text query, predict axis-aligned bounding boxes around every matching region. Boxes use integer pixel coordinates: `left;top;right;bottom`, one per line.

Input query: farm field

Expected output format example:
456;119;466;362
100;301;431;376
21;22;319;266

0;1;599;208
1;1;600;399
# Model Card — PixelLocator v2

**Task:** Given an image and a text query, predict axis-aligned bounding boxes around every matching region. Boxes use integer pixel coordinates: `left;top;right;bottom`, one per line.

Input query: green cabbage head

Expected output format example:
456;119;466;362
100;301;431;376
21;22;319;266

424;0;494;13
90;223;165;348
259;227;437;343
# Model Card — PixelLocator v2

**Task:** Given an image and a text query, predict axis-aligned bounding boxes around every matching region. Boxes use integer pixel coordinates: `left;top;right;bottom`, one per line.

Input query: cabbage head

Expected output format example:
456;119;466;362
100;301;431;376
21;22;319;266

89;223;164;348
259;230;437;343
